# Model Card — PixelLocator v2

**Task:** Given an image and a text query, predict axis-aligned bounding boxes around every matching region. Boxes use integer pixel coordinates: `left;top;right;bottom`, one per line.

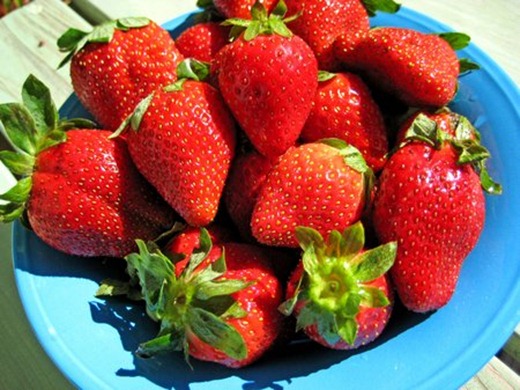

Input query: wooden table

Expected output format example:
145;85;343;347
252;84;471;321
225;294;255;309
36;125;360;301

0;1;518;389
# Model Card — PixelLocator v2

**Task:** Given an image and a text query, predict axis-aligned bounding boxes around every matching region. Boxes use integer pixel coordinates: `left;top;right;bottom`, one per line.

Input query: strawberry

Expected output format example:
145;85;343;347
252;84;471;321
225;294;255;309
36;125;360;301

217;1;318;158
224;149;276;241
175;22;231;63
372;112;501;312
112;60;236;227
301;71;389;172
335;27;479;108
285;0;369;71
107;229;284;368
251;139;374;248
279;222;396;349
212;0;277;19
0;75;176;258
57;17;184;130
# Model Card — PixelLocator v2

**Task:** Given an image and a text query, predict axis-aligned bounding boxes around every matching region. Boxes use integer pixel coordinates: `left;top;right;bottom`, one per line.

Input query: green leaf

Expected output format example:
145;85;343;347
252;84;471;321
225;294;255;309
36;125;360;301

88;23;116;44
359;285;390;308
0;103;38;155
58;117;97;131
176;58;211;82
353;241;397;282
362;0;401;17
271;19;293;38
336;316;358;345
244;21;263;41
438;32;471;50
116;17;150;30
318;70;336;82
295;302;322;331
339;222;365;258
21;74;58;137
0;150;34;176
196;295;245;318
0;202;25;223
187;307;247;360
295;226;325;252
271;0;288;19
0;176;32;203
479;163;503;195
402;113;441;148
195;279;252;300
37;129;67;152
183;228;213;278
251;0;268;21
136;331;184;358
459;58;481;74
130;92;155;132
57;28;89;52
452;139;490;165
95;278;142;301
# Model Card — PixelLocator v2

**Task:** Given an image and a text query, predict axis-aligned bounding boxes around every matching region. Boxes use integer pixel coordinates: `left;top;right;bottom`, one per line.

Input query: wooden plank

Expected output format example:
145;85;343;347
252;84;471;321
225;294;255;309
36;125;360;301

0;0;91;107
71;0;197;25
500;325;520;374
462;356;520;389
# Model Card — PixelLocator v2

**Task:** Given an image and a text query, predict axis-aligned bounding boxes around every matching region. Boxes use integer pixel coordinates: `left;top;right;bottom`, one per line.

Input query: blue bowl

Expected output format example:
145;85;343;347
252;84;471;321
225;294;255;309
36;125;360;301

12;7;520;390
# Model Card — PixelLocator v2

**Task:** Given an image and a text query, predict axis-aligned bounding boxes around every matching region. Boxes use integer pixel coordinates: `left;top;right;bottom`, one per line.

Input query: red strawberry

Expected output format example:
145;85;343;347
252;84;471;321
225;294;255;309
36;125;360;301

372;112;501;312
0;75;176;258
175;22;230;63
335;27;479;108
112;62;236;227
213;0;277;19
280;222;396;349
251;139;374;248
285;0;370;71
57;17;184;129
301;71;388;172
116;229;284;368
224;149;276;241
217;2;318;158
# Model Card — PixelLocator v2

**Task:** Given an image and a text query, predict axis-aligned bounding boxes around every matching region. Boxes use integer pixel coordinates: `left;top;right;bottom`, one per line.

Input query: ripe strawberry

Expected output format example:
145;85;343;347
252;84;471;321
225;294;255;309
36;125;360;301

251;139;374;248
175;22;230;63
217;1;318;158
301;71;388;172
212;0;277;19
279;222;396;349
224;149;276;241
372;112;501;312
285;0;369;71
115;229;284;368
57;17;184;129
112;61;236;227
0;75;176;258
335;27;479;108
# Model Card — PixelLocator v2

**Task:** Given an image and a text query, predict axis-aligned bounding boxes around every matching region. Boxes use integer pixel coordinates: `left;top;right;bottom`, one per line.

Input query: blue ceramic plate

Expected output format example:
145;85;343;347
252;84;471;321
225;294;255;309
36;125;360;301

12;7;520;390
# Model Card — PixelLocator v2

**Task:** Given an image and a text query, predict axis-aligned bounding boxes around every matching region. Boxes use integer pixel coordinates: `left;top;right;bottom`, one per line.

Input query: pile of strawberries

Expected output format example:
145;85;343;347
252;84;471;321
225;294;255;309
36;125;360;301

0;0;501;369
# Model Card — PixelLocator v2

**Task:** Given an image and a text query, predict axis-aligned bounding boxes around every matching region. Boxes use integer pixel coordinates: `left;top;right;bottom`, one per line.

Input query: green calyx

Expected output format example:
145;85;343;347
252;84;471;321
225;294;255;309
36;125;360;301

222;0;298;41
361;0;401;17
0;74;96;223
279;222;397;346
57;16;151;69
100;229;252;363
401;112;502;194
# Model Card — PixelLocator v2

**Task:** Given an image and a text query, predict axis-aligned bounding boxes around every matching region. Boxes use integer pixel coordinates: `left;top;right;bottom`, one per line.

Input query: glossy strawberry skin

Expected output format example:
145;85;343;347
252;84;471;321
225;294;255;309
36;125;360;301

213;0;277;18
27;129;175;258
251;142;367;248
217;34;318;158
125;80;236;227
285;0;370;70
301;72;388;172
372;143;485;312
286;262;393;349
71;21;183;129
224;150;276;241
175;22;230;63
336;27;460;108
